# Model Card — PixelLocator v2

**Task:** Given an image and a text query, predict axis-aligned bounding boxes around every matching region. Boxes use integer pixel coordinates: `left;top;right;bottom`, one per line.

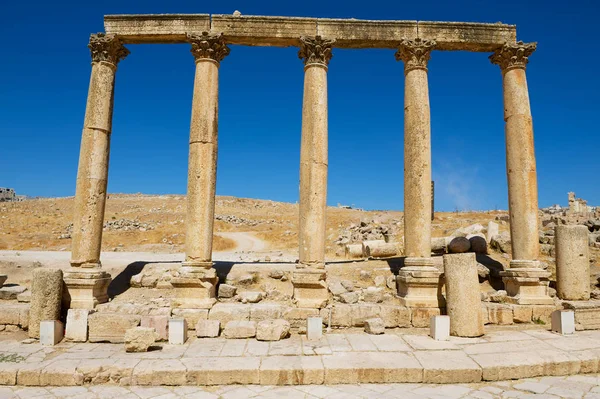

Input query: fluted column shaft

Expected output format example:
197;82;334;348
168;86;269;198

183;33;230;268
396;38;436;260
491;41;539;262
71;34;129;268
298;36;333;269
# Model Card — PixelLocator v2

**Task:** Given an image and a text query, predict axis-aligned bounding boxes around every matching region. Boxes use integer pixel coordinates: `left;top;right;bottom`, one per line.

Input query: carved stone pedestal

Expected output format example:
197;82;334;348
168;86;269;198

292;269;328;309
63;269;111;310
501;260;554;305
397;258;444;308
170;267;218;309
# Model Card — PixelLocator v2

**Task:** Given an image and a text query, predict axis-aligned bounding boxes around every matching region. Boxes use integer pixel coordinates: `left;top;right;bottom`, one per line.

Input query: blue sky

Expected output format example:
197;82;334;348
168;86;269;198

1;0;598;211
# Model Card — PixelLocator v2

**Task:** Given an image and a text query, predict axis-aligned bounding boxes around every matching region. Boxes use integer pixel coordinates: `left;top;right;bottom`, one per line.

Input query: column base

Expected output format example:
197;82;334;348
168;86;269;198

181;260;214;268
292;268;328;308
500;260;554;305
297;261;326;269
63;268;112;310
171;266;218;309
397;258;444;308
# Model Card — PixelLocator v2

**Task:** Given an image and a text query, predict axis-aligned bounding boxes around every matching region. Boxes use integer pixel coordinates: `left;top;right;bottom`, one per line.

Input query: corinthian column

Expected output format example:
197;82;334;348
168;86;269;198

65;33;129;309
491;41;552;305
293;36;333;308
395;38;443;308
171;32;230;309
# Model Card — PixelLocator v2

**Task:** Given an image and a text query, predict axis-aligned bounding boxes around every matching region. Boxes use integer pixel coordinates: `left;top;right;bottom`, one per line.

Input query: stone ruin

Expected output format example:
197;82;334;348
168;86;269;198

2;14;600;386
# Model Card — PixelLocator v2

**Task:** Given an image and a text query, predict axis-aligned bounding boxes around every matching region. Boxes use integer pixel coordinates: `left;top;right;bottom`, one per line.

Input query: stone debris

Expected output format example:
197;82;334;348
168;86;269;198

104;219;155;231
335;219;397;246
339;291;359;304
268;270;285;280
374;275;386;287
490;232;511;253
238;291;263;304
362;287;384;303
124;327;159;352
218;284;237;298
222;320;257;339
16;290;31;303
364;317;385;334
215;214;272;226
256;319;290;341
141;315;169;341
0;284;27;300
28;268;62;339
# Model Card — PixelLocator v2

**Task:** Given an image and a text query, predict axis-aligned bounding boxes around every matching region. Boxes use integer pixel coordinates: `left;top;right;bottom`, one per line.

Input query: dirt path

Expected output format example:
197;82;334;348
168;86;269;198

217;232;267;252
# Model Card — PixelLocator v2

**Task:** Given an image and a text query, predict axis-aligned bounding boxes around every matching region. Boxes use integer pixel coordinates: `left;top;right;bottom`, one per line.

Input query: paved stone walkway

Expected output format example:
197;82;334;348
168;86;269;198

3;329;600;386
2;374;600;398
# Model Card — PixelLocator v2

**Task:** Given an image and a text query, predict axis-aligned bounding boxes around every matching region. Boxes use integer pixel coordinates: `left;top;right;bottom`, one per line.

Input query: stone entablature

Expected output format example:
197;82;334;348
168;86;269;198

103;14;516;51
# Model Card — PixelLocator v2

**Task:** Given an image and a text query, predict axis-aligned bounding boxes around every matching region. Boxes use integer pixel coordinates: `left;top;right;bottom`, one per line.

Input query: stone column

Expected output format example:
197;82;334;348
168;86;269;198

444;253;484;337
171;32;230;309
491;42;552;305
64;33;129;309
555;225;590;300
292;36;333;308
394;38;443;308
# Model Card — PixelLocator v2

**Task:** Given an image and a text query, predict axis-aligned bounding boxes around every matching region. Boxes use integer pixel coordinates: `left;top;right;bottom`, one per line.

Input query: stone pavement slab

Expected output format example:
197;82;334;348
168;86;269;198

2;329;600;387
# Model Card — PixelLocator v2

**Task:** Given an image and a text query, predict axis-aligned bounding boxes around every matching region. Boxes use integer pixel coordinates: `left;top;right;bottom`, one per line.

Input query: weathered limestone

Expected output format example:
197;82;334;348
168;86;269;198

124;327;159;352
395;38;442;308
444;254;484;337
141;315;169;341
65;33;128;309
104;14;516;51
256;319;290;341
196;319;220;337
29;268;63;339
364;242;398;258
172;32;230;308
491;42;552;306
297;35;332;270
555;225;590;300
88;313;141;343
222;320;256;338
292;269;328;309
65;309;91;342
364;318;385;335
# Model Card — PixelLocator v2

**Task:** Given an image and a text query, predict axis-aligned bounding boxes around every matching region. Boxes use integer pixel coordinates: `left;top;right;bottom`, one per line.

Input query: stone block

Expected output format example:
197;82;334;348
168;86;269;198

88;313;141;343
132;359;187;385
411;307;440;328
16;290;31;303
256;319;290;341
283;307;319;328
363;287;384;303
125;327;159;352
512;305;533;324
330;305;352;327
556;225;590;300
379;305;411;328
307;317;323;341
532;304;558;326
260;356;324;385
65;309;91;342
217;283;237;298
0;285;27;300
184;357;260;385
322;352;423;384
415;350;482;383
364;318;385;334
171;308;208;330
250;304;285;321
563;301;600;330
40;320;63;346
0;274;6;287
29;268;63;338
140;315;168;341
169;318;187;344
223;320;256;339
487;303;513;325
196;319;220;338
0;304;28;326
430;315;450;341
551;310;575;335
208;303;250;326
351;303;381;327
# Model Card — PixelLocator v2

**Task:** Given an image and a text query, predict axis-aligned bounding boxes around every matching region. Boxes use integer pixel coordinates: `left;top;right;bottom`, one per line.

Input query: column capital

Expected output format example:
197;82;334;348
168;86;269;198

298;36;334;67
395;38;436;74
490;41;537;73
187;32;230;63
88;33;129;66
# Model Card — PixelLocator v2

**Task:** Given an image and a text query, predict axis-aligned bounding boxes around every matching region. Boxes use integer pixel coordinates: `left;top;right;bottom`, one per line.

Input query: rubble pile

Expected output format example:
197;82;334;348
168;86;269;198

335;219;401;246
215;214;275;226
